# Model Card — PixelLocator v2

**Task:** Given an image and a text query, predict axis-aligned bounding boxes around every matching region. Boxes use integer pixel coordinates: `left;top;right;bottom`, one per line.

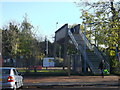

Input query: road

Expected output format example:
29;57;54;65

19;85;120;90
20;87;119;90
22;75;119;90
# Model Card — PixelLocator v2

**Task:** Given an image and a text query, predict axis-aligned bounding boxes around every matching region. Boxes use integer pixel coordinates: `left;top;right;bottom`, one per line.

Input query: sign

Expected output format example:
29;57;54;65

43;57;55;67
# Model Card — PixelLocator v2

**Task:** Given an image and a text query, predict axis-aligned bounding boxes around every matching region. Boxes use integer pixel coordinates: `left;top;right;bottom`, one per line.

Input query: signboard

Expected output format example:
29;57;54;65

43;57;55;67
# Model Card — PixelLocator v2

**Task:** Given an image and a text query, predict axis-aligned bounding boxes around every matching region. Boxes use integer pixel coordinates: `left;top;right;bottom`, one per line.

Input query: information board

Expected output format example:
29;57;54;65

43;57;55;67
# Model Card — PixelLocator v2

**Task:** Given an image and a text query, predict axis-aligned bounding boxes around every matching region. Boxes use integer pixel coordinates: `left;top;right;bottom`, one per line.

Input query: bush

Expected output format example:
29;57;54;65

111;59;120;74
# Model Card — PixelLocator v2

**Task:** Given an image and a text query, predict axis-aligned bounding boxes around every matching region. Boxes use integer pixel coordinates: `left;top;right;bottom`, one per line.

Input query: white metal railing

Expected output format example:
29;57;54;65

79;29;110;71
78;43;95;73
93;45;110;71
79;30;93;51
68;29;96;74
69;28;109;73
68;29;79;50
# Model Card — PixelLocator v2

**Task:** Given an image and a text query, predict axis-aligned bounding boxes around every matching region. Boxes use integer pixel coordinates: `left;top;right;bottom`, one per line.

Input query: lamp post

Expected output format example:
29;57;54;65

83;18;87;73
0;30;2;67
56;22;61;58
53;22;58;60
45;36;48;57
56;22;58;29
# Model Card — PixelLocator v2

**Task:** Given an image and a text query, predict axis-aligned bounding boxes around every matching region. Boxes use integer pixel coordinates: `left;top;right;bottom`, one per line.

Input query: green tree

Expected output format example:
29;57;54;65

79;0;120;52
2;15;45;67
77;0;120;73
2;22;20;59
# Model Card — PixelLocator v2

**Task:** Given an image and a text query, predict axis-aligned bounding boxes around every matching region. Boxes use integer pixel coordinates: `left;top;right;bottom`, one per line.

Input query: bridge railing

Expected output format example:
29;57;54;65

79;29;110;71
68;29;79;50
68;29;95;73
93;45;110;71
79;30;93;51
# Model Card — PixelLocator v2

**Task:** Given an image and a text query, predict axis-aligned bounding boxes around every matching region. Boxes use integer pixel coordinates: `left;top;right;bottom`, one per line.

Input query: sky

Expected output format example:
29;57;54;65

0;1;83;41
0;0;120;42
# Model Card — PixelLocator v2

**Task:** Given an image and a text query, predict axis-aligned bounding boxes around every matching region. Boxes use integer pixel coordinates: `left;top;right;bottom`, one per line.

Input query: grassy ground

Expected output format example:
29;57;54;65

17;68;72;76
17;67;116;76
18;69;67;73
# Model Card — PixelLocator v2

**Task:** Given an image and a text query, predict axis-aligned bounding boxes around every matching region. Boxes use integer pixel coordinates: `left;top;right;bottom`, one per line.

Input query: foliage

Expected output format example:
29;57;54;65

78;0;120;73
2;16;46;67
111;59;120;74
2;22;20;58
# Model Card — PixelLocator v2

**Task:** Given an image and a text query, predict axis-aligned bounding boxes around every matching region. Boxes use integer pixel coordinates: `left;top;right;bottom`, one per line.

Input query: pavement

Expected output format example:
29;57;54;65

23;75;120;88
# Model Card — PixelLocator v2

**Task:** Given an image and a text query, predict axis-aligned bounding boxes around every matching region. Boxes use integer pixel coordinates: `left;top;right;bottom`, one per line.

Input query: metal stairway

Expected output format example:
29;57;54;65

68;28;110;74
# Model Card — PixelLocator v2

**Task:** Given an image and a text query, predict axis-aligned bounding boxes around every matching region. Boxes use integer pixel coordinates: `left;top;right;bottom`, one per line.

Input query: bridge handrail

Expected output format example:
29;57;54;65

78;44;95;73
93;45;110;70
68;29;79;50
79;30;93;51
79;29;110;71
68;29;95;73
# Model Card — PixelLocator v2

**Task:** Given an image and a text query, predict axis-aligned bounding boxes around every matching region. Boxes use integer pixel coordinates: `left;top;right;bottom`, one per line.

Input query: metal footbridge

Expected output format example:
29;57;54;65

54;24;110;74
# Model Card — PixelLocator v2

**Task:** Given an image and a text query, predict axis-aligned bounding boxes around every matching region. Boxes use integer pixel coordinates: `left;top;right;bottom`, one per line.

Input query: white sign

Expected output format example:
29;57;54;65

43;57;55;67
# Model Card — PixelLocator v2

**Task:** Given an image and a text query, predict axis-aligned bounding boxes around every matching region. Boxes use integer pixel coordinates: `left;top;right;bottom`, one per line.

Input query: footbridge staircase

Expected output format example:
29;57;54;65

68;25;110;74
54;24;110;75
